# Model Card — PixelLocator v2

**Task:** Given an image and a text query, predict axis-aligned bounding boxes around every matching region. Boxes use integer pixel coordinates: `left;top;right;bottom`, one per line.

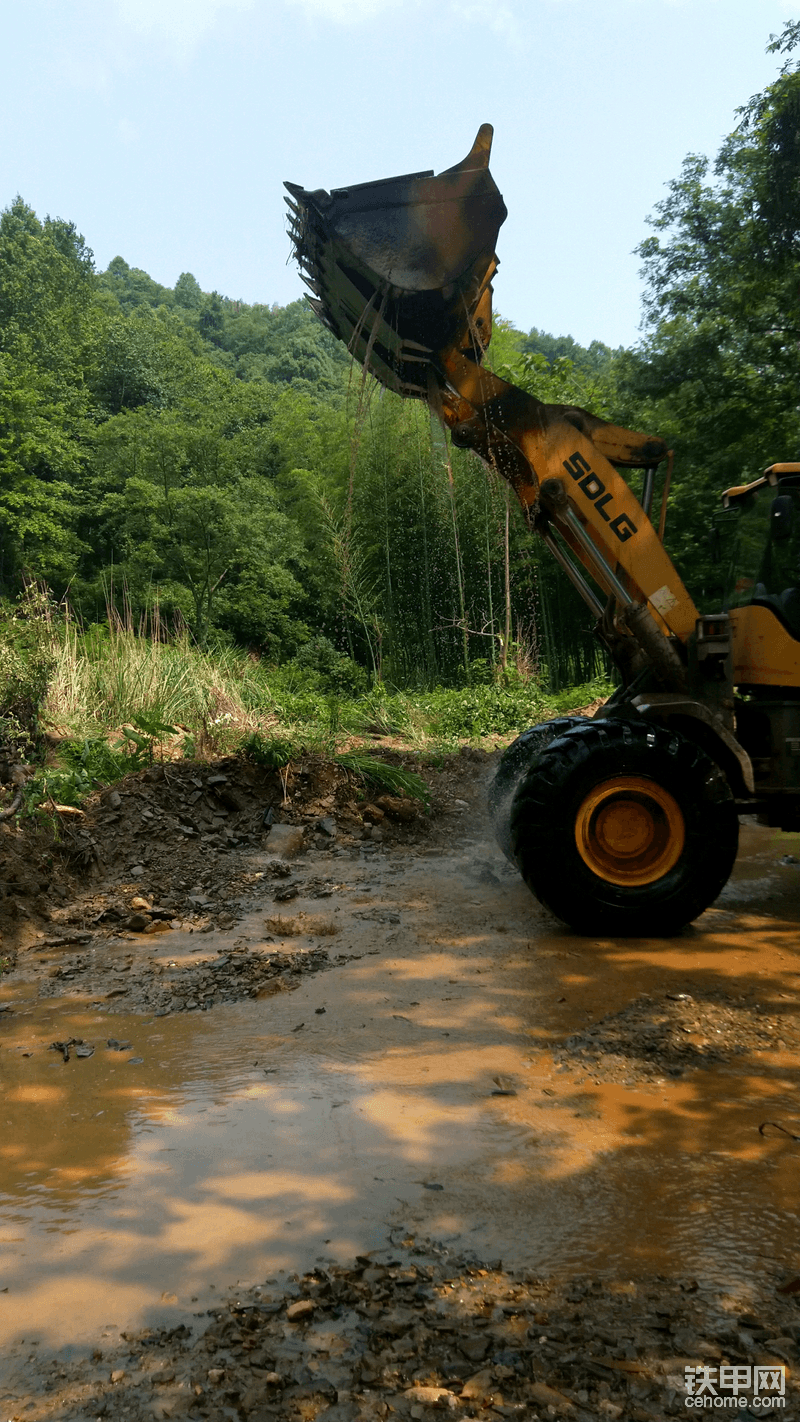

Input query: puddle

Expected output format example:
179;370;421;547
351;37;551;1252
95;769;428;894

2;822;800;1365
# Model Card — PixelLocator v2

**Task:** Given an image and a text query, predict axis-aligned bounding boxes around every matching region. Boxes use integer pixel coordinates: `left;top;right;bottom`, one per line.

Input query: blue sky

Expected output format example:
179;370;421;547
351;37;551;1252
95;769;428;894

1;0;795;348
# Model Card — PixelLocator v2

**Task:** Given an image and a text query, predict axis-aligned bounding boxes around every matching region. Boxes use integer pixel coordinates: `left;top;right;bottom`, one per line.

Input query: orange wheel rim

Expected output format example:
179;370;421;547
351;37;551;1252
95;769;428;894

574;776;685;887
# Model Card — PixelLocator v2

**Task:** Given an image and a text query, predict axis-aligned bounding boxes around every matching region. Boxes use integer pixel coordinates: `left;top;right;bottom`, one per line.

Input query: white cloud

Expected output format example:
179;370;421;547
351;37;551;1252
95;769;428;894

285;0;404;23
116;0;255;45
455;0;517;38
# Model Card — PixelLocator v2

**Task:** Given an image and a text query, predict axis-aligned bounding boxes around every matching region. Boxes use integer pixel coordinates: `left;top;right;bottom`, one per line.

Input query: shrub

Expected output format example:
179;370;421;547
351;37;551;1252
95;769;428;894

417;683;550;739
293;636;369;696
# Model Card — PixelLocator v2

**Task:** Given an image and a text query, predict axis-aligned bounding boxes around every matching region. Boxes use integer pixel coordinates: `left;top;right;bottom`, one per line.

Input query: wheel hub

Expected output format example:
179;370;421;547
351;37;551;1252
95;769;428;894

574;776;685;886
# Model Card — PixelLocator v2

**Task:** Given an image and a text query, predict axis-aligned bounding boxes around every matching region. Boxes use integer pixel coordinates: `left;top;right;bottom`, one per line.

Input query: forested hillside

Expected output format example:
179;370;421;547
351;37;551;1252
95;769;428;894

1;22;798;695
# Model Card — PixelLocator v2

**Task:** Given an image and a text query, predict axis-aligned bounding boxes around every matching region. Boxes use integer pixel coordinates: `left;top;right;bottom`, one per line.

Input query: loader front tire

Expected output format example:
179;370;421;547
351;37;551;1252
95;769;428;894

509;718;739;935
489;717;584;862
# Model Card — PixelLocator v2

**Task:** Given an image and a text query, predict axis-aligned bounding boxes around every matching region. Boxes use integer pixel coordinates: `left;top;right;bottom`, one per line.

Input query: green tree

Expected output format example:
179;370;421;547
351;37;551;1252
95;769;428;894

623;21;800;607
0;199;98;585
174;272;203;311
87;398;308;650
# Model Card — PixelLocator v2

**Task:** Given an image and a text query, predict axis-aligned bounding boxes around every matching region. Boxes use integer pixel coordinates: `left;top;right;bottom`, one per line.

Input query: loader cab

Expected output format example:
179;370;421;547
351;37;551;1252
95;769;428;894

718;465;800;639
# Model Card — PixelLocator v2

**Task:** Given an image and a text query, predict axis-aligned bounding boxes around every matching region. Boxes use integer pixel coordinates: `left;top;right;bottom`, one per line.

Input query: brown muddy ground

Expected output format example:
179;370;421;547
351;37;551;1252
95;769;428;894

2;744;800;1419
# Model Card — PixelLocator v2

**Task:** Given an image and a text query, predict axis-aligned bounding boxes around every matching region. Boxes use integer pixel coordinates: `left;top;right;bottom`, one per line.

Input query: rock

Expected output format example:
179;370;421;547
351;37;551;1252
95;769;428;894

317;816;338;838
763;1335;795;1360
316;1405;359;1422
460;1371;497;1402
375;794;417;823
527;1381;574;1414
362;805;385;824
74;1044;94;1058
370;827;384;843
207;1368;225;1384
286;1298;315;1321
151;1400;186;1421
241;1381;270;1412
404;1386;458;1408
110;1368;126;1382
105;790;122;809
254;978;289;999
266;825;305;858
127;912;152;931
460;1336;489;1361
214;787;243;812
130;895;151;910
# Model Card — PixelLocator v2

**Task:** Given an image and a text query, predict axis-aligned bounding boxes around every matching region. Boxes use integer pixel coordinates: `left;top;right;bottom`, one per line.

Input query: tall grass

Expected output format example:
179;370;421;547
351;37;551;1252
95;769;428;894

42;604;272;742
2;590;611;802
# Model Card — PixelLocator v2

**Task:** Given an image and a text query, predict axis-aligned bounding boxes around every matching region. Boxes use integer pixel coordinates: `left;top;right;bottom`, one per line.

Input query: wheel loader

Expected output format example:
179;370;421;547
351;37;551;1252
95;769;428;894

285;125;800;935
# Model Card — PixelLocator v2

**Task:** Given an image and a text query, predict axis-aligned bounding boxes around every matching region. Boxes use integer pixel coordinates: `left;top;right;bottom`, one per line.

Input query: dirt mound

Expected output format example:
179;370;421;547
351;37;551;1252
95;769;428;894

0;747;498;1014
553;991;800;1084
0;749;439;954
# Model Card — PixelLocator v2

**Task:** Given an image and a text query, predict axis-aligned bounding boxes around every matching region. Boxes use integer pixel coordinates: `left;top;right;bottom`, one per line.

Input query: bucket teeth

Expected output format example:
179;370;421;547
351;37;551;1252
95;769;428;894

284;126;506;396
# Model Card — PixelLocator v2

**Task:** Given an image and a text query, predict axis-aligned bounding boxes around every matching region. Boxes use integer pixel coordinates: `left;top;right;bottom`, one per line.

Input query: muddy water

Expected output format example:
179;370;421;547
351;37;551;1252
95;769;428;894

2;823;800;1362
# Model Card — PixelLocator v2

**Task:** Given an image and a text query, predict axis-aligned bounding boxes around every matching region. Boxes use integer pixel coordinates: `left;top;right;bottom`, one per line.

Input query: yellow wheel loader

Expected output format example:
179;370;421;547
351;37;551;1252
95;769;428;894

286;126;800;935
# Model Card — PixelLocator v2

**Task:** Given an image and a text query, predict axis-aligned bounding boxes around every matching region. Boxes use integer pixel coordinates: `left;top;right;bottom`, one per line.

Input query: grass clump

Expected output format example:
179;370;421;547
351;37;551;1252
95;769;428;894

336;751;430;807
241;731;299;770
45;612;269;740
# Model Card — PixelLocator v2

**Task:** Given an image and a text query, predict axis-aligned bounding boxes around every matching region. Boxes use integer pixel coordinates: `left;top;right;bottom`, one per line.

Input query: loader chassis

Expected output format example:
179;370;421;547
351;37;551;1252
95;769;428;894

286;126;800;933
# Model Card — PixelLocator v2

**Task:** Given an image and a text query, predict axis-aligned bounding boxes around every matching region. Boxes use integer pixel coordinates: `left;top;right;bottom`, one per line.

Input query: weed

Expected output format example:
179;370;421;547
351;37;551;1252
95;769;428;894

118;713;179;766
353;687;417;738
242;731;298;770
416;683;550;740
336;751;430;807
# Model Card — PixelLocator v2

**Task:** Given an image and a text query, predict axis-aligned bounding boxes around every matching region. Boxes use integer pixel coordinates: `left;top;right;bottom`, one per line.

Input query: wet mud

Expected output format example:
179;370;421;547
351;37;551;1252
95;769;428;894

2;752;800;1418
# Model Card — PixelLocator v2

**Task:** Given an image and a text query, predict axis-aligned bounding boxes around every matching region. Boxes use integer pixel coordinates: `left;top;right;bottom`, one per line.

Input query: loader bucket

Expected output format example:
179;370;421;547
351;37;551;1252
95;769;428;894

285;124;507;397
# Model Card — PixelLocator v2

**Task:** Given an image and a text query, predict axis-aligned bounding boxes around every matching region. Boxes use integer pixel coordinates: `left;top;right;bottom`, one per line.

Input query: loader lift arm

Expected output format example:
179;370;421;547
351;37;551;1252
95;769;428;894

286;124;699;685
